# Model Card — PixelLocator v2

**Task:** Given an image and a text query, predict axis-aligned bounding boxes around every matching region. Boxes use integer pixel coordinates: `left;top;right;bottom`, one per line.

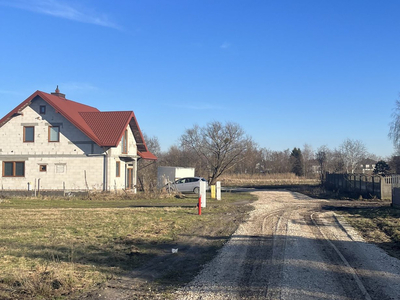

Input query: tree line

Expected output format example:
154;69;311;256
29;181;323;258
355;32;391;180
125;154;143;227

138;121;397;188
136;94;400;187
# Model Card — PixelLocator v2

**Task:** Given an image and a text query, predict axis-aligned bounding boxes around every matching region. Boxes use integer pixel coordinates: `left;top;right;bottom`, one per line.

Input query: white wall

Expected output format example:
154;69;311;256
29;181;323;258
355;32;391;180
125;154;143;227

0;96;138;191
107;124;137;191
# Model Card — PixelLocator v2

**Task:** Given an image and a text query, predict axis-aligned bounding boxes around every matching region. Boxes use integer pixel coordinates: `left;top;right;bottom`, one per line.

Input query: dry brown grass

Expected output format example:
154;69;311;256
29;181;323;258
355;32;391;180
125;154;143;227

0;207;196;298
0;192;256;299
338;206;400;260
219;173;319;187
0;208;158;298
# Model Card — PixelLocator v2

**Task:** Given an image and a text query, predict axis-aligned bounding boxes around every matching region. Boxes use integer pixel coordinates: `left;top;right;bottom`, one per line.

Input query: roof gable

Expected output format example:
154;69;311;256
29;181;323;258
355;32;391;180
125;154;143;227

129;113;158;160
0;90;157;160
38;91;101;145
80;111;133;147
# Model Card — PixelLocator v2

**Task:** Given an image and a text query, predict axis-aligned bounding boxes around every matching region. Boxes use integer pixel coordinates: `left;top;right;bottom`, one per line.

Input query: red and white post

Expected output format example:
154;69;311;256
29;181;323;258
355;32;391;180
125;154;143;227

198;195;202;215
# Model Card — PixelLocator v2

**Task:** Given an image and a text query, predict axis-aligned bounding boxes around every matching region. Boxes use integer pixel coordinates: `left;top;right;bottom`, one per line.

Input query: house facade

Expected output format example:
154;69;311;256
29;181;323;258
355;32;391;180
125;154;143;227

358;158;377;174
0;88;156;192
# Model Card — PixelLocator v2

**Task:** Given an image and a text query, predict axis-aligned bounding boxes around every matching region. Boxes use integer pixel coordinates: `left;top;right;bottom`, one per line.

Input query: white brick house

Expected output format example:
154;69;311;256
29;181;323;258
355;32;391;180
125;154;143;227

0;88;157;192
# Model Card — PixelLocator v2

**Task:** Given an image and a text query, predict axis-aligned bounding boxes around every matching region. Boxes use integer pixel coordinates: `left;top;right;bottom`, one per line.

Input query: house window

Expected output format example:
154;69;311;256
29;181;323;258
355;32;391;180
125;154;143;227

3;161;25;177
23;126;34;142
121;129;128;154
39;165;47;172
116;161;121;177
48;126;60;142
40;105;46;114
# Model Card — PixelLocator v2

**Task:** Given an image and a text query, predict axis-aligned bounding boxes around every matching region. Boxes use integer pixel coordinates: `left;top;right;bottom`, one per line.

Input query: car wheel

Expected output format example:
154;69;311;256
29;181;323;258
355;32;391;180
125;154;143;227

193;187;199;195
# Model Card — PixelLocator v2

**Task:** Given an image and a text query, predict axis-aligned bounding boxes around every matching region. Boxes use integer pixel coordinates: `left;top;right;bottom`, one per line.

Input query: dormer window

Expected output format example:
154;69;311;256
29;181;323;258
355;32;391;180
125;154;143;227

40;105;46;114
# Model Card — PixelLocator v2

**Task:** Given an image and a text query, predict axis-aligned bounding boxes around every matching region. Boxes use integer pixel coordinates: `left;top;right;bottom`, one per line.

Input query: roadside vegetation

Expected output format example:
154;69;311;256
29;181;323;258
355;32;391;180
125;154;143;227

219;173;319;188
0;191;256;299
337;205;400;260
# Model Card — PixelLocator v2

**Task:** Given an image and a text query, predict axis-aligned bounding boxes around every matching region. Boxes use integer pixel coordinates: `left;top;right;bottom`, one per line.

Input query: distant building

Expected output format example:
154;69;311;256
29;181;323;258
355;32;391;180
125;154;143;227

358;158;377;174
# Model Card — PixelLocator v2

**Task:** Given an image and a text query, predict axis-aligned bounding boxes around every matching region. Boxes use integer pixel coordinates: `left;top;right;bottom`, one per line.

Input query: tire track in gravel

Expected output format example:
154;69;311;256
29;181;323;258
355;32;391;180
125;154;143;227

176;192;301;300
281;209;368;300
309;212;372;300
309;212;400;300
264;208;293;300
237;208;293;299
176;191;400;300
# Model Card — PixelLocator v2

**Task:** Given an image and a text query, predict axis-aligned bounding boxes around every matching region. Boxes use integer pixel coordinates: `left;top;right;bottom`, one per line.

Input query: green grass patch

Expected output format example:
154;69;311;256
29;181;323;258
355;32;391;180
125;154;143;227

0;191;255;209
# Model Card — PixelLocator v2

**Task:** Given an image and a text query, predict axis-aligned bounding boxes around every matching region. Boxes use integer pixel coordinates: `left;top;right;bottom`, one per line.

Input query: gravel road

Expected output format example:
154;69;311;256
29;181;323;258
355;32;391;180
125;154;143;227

176;190;400;300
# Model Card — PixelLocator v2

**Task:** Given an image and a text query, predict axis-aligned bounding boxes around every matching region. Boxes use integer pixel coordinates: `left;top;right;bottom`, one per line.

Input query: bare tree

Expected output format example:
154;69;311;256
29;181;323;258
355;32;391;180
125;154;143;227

162;145;209;178
137;133;161;190
231;139;262;174
329;149;345;173
389;99;400;151
389;155;400;174
180;121;251;184
142;134;161;157
302;143;314;178
316;145;328;183
339;138;367;173
262;148;291;173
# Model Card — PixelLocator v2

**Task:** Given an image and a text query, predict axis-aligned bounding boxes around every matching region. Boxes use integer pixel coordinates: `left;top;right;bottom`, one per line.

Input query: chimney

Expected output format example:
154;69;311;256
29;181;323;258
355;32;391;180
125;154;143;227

51;85;66;98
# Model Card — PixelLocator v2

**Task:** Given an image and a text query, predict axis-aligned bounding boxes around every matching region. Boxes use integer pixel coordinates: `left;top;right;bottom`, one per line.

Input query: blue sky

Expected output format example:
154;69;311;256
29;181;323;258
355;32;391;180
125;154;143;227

1;0;399;158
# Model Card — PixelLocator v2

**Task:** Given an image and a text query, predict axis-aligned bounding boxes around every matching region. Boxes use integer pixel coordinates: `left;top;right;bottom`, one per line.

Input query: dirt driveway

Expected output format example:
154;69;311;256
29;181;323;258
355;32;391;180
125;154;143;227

176;190;400;300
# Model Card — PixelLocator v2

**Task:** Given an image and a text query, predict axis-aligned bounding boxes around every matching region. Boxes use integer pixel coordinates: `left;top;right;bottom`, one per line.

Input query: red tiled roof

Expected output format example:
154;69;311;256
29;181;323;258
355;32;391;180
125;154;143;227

39;91;102;145
80;111;133;147
0;90;157;160
138;150;158;160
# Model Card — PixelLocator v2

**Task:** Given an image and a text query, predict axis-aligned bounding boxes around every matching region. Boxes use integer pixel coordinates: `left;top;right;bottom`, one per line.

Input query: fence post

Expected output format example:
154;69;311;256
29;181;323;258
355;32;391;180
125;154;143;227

372;176;375;195
211;185;216;199
216;181;221;200
200;180;207;208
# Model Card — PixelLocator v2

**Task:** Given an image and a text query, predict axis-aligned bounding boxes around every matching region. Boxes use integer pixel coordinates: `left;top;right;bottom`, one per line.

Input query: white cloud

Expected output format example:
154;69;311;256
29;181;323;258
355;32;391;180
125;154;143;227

0;0;120;29
220;41;231;49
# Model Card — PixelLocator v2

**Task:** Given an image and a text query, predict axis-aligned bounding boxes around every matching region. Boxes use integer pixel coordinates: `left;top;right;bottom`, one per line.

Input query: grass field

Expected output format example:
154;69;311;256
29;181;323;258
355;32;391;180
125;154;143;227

0;192;256;299
2;175;400;299
338;205;400;260
219;173;319;187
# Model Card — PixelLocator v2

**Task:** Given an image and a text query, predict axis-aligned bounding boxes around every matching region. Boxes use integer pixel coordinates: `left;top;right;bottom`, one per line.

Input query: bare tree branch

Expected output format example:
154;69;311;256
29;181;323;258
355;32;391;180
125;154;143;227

180;121;250;184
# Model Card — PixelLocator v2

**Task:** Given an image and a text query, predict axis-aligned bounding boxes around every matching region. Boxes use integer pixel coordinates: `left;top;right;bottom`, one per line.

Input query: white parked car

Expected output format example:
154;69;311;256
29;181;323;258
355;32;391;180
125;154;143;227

166;177;208;194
